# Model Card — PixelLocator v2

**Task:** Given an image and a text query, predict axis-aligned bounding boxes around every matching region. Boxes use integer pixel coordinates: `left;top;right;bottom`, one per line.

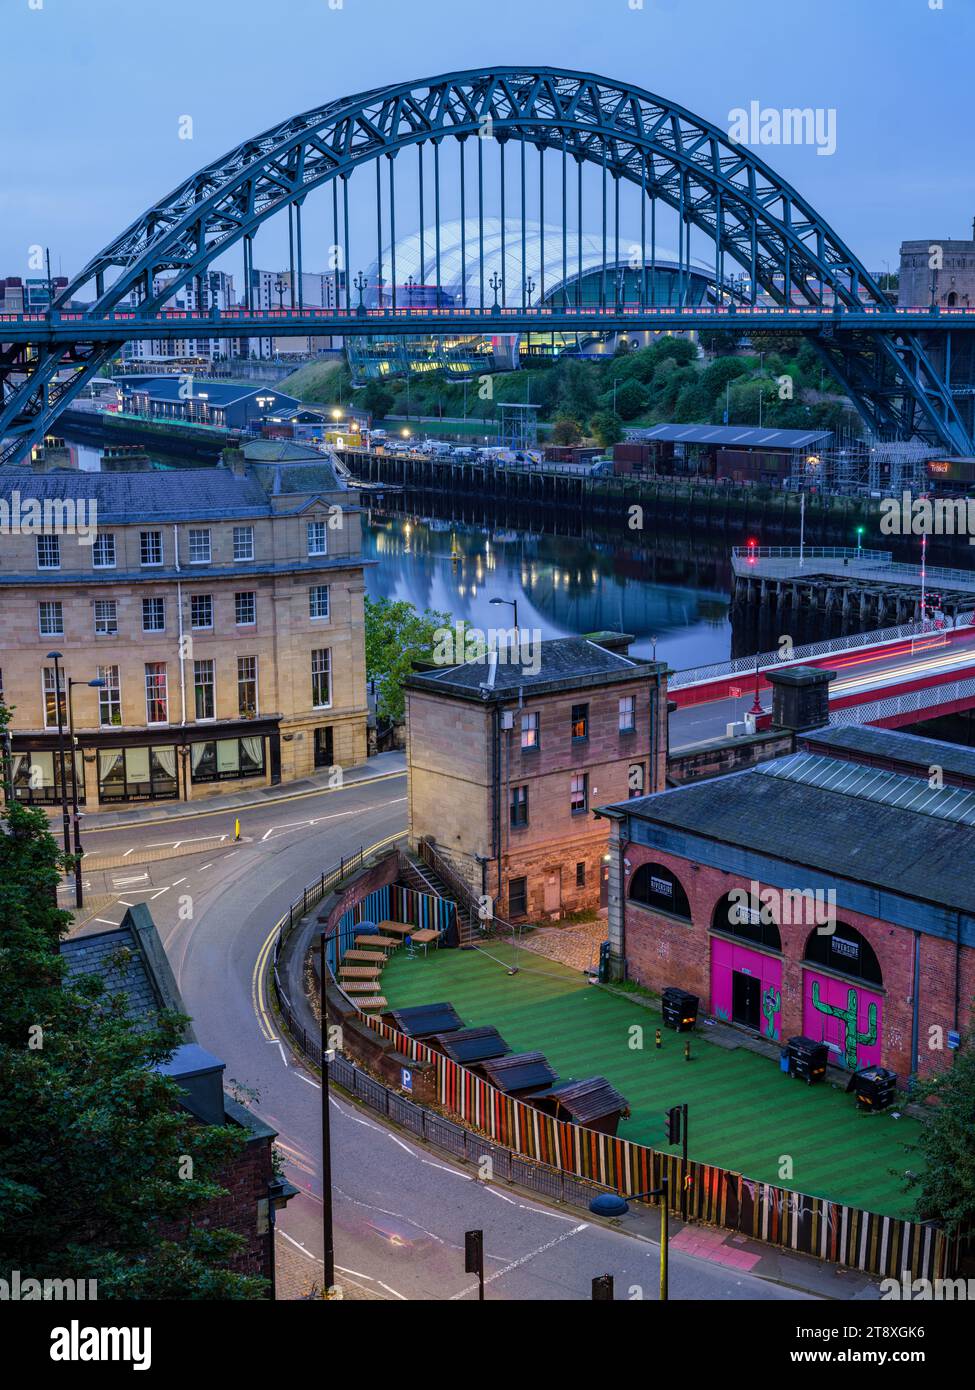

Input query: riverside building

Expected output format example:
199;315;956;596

0;459;368;808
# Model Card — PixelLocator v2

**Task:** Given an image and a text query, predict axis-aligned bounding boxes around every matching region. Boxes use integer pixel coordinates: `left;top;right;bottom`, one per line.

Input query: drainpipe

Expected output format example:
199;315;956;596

173;524;187;727
909;929;921;1091
954;911;962;1066
492;704;502;914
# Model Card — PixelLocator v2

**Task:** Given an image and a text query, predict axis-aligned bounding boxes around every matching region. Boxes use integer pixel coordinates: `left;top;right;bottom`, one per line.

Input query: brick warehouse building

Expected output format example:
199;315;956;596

597;724;975;1082
405;634;668;921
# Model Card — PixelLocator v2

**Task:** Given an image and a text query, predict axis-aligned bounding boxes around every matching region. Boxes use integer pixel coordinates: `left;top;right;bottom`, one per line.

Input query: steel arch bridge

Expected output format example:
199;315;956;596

3;66;974;463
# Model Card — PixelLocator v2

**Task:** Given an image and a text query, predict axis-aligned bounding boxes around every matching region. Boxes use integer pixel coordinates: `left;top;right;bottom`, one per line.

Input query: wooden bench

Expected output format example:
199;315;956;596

355;934;400;950
376;920;414;938
343;948;387;963
355;996;387;1012
342;981;385;994
339;965;383;979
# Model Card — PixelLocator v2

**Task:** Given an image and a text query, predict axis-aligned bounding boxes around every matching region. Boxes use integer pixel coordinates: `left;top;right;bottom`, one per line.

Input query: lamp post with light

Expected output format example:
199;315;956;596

489;595;519;641
67;676;105;907
589;1175;670;1300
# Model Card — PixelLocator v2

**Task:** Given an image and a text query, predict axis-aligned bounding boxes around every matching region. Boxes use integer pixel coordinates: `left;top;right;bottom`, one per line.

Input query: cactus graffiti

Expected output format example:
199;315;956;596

810;982;878;1068
762;986;781;1039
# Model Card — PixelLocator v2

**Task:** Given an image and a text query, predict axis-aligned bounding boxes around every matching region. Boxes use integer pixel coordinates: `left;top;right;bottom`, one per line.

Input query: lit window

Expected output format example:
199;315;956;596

42;666;66;728
570;772;588;815
520;711;539;750
571;703;589;741
194;658;215;720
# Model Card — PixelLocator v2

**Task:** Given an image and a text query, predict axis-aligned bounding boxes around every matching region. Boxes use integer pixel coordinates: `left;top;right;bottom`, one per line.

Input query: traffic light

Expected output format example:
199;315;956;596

592;1274;614;1301
665;1105;682;1145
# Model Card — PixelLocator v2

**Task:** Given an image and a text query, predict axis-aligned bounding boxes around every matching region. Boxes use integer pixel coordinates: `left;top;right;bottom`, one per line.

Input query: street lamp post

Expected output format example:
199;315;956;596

319;932;337;1297
589;1175;670;1300
45;652;72;865
489;595;519;641
274;278;286;310
67;676;105;909
354;271;368;317
489;272;502;314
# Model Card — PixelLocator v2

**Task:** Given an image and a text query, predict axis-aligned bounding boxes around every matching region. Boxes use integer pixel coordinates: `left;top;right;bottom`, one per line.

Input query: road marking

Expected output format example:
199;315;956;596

421;1159;471;1180
199;863;213;870
297;1074;321;1089
450;1223;589;1300
113;872;149;887
376;1281;407;1301
117;900;135;907
149;886;171;900
486;1187;518;1205
336;1264;373;1280
277;1042;289;1067
387;1134;415;1156
94;918;119;926
171;877;187;886
122;848;135;858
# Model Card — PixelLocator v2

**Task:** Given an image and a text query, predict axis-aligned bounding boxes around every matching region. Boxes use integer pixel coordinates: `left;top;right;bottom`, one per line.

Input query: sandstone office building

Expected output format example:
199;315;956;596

0;461;368;808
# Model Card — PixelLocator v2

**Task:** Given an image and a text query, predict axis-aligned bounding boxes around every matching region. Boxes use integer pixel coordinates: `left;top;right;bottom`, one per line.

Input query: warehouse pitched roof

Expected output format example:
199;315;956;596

0;465;270;521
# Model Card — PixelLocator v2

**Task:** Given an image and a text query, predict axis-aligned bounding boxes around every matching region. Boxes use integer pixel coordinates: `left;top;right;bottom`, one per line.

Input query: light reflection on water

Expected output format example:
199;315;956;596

364;515;731;670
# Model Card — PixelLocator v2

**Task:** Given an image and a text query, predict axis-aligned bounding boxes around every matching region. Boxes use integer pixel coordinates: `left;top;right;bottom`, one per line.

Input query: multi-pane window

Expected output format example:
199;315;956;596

140;530;163;566
628;763;646;799
145;662;168;724
237;656;258;717
94;599;118;635
570;772;589;816
618;695;636;733
307;520;327;556
42;666;66;728
97;665;121;726
92;533;116;568
190;594;213;629
508;877;528;918
194;659;215;720
311;648;331;708
520;710;539;751
309;585;330;620
36;535;60;569
233;525;254;561
571;703;589;741
234;591;256;626
576;862;586;888
510;784;529;828
38;601;63;636
188;528;211;564
142;597;165;632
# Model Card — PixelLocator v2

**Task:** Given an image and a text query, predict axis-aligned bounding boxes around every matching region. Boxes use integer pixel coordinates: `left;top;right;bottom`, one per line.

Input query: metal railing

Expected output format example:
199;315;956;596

418;836;524;943
831;673;975;726
733;545;893;563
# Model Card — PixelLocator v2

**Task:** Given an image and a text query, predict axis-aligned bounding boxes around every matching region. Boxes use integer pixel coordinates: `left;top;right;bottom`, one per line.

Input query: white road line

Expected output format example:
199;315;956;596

117;900;135;907
296;1074;321;1090
450;1223;589;1300
149;886;171;900
94;918;119;926
122;848;135;858
486;1187;518;1204
376;1281;407;1301
386;1134;416;1156
113;873;149;886
171;877;186;886
421;1159;471;1180
276;1042;289;1067
199;863;213;870
336;1264;373;1280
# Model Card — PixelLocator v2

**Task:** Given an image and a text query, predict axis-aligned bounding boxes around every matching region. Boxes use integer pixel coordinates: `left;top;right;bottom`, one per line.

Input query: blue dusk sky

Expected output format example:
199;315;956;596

0;0;971;281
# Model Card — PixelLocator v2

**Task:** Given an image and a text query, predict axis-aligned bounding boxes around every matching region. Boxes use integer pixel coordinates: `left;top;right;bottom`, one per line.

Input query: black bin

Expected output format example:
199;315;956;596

849;1065;897;1111
597;940;611;984
785;1035;829;1085
661;987;699;1033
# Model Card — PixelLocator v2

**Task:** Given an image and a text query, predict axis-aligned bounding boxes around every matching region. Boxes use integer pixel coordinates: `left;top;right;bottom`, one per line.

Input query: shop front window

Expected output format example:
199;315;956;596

98;745;178;802
190;736;265;783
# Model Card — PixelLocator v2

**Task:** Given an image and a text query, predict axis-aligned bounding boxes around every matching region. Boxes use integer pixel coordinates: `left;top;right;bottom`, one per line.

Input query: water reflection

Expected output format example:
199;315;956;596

364;515;731;668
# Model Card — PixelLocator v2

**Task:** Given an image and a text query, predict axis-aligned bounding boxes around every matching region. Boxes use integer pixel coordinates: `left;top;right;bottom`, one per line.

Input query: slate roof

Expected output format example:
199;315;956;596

801;724;975;784
61;925;163;1030
525;1076;630;1123
406;635;661;702
124;378;301;409
611;758;975;913
626;423;832;449
0;466;270;521
478;1051;558;1094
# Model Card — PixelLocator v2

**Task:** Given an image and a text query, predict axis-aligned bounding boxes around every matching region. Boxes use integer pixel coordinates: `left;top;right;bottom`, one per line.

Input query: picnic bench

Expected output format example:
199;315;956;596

353;995;387;1012
342;980;385;995
406;928;441;956
355;935;400;951
343;948;387;963
376;920;414;938
338;964;383;979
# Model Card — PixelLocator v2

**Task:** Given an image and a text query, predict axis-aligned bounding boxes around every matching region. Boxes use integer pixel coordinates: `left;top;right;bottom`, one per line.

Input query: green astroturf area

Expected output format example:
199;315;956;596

380;941;922;1219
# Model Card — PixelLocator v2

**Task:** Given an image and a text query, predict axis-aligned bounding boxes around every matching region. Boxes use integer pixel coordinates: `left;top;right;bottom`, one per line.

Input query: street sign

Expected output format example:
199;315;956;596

729;685;742;698
400;1067;413;1092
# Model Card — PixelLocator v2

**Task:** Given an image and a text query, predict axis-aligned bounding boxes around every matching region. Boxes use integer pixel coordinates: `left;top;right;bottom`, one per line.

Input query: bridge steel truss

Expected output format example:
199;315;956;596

2;67;972;462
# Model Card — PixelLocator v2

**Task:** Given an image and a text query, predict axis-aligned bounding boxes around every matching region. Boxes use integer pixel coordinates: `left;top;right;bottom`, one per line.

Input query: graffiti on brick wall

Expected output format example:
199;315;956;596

804;973;882;1069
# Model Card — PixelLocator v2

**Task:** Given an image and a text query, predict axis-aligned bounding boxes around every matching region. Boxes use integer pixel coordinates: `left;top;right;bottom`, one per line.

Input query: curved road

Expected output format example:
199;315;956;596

75;772;819;1301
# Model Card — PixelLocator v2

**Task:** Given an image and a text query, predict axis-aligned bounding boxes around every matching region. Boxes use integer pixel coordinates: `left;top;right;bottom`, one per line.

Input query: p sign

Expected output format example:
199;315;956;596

401;1067;413;1093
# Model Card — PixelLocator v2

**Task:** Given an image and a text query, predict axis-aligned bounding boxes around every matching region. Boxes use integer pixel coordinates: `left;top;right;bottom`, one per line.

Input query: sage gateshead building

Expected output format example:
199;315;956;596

346;219;718;380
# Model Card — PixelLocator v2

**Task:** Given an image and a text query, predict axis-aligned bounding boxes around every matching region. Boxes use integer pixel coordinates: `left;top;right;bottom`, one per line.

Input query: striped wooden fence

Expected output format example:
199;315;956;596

327;882;456;972
363;1011;946;1282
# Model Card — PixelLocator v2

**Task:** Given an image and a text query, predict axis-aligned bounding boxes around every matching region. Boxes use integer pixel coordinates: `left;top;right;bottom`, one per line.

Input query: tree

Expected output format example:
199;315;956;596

904;1023;975;1237
609;379;647;421
360;380;395;420
0;702;266;1298
588;409;625;448
550;414;583;445
364;595;452;722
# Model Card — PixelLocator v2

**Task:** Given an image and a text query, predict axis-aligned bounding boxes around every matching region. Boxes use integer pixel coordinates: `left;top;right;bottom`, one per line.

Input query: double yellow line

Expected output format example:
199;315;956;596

251;830;404;1043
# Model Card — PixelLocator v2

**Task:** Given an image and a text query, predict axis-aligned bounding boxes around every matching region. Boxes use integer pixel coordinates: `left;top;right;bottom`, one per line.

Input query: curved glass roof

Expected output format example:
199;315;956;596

361;218;714;307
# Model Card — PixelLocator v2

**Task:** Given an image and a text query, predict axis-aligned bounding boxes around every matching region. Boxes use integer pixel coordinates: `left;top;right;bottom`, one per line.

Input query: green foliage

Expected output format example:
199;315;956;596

359;379;395;420
905;1023;975;1236
364;595;452;722
0;700;267;1299
608;379;648;421
550;413;583;445
588;409;625;447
